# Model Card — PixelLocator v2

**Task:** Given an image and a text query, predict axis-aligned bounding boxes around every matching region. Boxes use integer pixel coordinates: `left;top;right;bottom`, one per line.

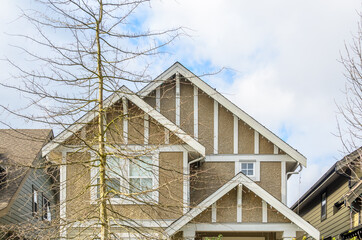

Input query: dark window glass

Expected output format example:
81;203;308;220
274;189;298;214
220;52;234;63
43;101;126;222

321;192;327;220
42;196;51;221
32;186;38;218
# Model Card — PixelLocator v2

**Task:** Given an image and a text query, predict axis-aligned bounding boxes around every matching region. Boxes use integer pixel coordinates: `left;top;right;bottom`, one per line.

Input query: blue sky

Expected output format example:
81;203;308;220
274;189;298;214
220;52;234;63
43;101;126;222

0;0;361;206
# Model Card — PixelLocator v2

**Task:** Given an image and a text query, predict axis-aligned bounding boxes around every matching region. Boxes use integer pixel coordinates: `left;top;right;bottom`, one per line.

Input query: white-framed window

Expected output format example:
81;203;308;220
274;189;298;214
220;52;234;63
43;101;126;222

240;162;255;177
91;150;159;204
129;156;153;199
235;160;260;181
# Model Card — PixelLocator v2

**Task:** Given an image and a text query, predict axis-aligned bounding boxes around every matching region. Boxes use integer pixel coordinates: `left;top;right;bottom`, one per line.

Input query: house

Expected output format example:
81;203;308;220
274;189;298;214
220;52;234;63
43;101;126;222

0;129;57;239
42;62;320;239
291;148;361;240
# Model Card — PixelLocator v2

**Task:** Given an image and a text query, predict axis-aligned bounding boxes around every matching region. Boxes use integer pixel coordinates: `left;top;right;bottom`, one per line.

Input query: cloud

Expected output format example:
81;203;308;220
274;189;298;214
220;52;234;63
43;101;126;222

0;0;360;206
143;0;360;205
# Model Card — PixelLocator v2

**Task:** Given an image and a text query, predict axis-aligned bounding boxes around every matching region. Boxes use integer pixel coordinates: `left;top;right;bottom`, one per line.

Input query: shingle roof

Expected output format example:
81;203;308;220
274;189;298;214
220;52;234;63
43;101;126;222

0;129;52;211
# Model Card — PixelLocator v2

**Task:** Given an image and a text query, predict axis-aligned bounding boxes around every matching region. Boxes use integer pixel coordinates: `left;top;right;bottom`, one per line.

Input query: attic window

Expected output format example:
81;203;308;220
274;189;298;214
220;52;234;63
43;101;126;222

240;162;255;177
0;166;6;189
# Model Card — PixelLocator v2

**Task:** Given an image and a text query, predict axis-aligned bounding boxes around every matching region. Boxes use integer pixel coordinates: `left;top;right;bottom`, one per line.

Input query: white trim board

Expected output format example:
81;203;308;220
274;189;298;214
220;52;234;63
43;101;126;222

164;172;319;240
205;154;295;162
138;62;307;167
182;223;301;233
42;86;205;157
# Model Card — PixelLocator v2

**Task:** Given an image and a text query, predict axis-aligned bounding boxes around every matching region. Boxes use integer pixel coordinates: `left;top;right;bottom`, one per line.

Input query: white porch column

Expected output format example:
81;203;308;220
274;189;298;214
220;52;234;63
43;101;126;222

183;226;196;240
282;229;296;240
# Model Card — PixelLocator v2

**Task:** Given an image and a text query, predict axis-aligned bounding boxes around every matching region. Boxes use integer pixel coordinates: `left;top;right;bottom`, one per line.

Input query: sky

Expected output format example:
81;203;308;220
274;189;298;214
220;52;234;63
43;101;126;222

0;0;361;206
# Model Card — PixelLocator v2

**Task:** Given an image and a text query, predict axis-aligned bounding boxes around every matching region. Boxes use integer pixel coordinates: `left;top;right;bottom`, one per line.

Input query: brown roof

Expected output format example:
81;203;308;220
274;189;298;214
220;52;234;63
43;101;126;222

0;129;52;211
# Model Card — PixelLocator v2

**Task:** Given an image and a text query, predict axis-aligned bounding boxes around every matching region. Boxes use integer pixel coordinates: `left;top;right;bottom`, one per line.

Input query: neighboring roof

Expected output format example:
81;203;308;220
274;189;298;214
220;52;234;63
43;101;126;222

343;180;362;207
165;172;320;240
291;147;361;210
0;129;52;212
138;62;307;166
42;86;205;157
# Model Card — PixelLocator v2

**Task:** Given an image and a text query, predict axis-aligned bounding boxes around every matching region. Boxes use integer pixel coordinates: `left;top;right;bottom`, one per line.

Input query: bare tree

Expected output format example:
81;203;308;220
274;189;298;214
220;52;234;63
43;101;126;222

337;13;362;153
0;1;185;239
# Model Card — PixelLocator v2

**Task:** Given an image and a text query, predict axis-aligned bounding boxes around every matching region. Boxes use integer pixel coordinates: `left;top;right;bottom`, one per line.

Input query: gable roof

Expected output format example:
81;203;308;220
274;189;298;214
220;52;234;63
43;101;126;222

139;62;307;166
165;172;319;239
42;86;205;157
0;129;52;212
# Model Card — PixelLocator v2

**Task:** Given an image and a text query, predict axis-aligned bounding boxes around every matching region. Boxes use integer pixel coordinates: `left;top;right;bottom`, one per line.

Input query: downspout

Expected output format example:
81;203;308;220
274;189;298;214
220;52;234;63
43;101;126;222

287;163;303;214
287;163;303;177
188;156;205;165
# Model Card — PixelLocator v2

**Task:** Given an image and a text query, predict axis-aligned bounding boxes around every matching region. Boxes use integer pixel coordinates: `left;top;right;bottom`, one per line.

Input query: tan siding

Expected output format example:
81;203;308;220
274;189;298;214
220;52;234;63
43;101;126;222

198;89;214;155
242;188;262;222
144;90;156;108
128;103;144;145
216;187;237;222
66;152;95;219
160;80;176;123
106;102;124;144
179;78;194;136
238;120;254;154
190;162;234;205
193;206;212;223
259;135;274;154
267;203;291;223
218;105;234;154
148;117;165;145
257;162;281;201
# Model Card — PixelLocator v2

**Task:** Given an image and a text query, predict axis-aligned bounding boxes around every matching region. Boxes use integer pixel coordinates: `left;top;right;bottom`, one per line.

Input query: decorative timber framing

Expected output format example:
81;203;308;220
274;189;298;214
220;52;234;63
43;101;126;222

164;172;319;239
138;62;307;167
42;86;205;157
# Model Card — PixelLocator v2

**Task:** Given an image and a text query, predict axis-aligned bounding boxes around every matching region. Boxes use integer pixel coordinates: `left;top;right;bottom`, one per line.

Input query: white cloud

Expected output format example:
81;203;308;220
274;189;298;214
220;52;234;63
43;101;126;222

0;0;360;206
144;0;360;205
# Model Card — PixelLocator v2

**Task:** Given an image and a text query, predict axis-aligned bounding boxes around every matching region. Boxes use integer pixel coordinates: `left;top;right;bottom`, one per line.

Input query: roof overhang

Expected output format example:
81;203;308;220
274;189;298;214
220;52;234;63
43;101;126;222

138;62;307;167
42;86;205;157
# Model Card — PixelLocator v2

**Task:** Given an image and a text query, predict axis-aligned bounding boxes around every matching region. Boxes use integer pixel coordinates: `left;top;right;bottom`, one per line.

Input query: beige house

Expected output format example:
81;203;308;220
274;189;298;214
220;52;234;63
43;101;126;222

42;62;319;240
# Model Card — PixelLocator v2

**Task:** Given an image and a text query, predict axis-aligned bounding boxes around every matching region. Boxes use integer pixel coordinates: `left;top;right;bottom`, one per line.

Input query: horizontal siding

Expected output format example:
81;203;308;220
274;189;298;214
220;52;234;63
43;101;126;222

0;166;57;227
300;178;351;238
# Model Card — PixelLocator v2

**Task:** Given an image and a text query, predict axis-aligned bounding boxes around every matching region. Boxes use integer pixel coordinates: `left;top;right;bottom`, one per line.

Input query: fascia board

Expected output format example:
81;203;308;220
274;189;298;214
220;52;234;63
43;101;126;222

138;62;306;167
42;92;123;157
239;174;320;239
122;86;205;156
165;174;242;236
165;172;319;240
42;85;205;157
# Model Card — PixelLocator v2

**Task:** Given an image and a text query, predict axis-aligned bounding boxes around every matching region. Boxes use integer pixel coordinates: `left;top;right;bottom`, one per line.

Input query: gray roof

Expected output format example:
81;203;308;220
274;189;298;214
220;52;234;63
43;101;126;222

0;129;52;211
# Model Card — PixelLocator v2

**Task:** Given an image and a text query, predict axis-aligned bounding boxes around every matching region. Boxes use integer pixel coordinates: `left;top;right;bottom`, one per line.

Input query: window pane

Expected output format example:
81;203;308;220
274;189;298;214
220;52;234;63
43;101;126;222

248;163;253;169
107;157;121;178
97;178;121;198
140;178;152;191
241;169;247;175
130;157;152;177
248;170;253;176
241;163;247;169
129;178;141;193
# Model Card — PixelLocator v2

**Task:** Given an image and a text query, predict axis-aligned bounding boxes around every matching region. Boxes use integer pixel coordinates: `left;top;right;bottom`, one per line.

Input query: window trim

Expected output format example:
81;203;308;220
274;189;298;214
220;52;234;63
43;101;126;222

32;185;39;218
90;150;159;205
42;195;51;221
235;160;260;181
321;191;327;221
